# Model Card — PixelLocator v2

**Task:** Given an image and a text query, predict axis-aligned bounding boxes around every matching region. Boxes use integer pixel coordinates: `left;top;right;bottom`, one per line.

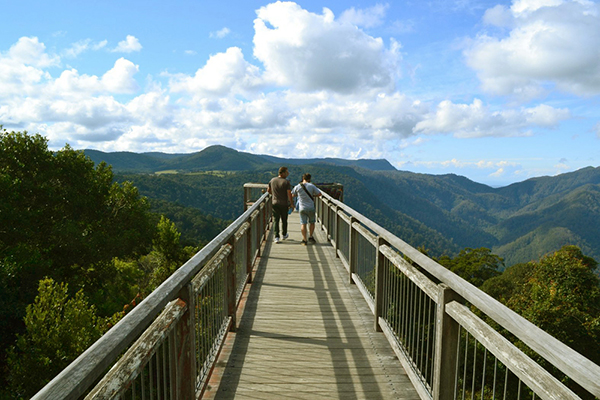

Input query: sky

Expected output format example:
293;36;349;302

1;0;600;187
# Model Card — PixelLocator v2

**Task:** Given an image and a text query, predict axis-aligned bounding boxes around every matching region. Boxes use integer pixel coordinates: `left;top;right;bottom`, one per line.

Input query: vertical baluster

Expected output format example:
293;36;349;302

454;325;462;400
471;338;477;400
481;348;487;400
462;333;469;400
492;357;498;400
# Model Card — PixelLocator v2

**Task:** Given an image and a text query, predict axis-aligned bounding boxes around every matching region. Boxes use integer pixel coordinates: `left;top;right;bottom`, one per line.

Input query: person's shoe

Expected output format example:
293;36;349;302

301;240;307;246
308;237;316;244
274;237;280;243
283;234;289;240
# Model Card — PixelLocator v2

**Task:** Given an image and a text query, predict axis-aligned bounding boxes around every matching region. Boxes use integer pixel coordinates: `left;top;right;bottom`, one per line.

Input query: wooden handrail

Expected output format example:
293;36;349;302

33;191;271;400
318;191;600;398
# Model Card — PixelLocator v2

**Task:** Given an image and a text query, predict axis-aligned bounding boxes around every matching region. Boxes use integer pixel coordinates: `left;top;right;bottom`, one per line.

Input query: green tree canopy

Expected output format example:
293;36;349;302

6;278;110;398
0;129;154;366
507;246;600;364
437;247;504;287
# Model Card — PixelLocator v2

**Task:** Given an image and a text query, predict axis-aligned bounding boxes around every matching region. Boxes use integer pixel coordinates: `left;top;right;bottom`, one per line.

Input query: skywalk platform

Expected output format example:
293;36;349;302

204;212;420;399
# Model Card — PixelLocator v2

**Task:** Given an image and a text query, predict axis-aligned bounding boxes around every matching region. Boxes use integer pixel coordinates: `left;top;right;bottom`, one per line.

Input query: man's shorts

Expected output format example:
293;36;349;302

299;209;316;225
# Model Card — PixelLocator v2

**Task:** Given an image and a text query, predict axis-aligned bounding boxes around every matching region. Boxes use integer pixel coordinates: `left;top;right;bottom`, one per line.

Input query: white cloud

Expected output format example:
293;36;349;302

112;35;142;53
253;1;400;93
210;27;231;39
414;99;570;137
7;36;60;68
102;58;140;93
338;3;389;28
482;5;514;27
46;58;140;97
466;0;600;98
168;47;263;96
63;39;107;58
64;39;92;58
0;37;58;98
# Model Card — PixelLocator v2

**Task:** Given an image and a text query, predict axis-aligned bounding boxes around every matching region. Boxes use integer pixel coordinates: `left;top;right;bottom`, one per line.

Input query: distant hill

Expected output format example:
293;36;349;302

89;145;600;266
84;145;397;173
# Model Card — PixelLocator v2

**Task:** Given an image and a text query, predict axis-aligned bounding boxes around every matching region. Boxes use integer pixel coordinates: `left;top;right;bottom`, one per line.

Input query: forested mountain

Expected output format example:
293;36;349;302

85;145;395;173
93;146;600;266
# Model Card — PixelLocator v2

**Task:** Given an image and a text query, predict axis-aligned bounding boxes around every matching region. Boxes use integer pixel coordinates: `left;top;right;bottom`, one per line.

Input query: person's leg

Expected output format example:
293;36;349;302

308;210;317;243
299;210;309;244
272;205;281;238
281;208;289;237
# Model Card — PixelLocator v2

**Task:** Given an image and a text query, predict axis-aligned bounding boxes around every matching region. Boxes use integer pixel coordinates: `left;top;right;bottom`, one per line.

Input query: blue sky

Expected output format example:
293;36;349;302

2;0;600;186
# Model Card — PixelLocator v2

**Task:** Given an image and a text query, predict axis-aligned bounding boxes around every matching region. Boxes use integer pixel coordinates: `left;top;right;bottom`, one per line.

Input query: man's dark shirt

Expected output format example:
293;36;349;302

268;176;291;205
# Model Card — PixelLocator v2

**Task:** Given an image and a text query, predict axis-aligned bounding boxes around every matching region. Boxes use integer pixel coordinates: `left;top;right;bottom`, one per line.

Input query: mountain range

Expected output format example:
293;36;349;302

85;145;600;267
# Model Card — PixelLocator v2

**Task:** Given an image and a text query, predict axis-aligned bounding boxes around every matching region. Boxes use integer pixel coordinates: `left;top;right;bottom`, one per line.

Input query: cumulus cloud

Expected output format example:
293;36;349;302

414;98;570;137
466;0;600;98
253;1;400;93
210;27;231;39
112;35;142;53
46;58;140;97
168;47;263;96
338;3;389;28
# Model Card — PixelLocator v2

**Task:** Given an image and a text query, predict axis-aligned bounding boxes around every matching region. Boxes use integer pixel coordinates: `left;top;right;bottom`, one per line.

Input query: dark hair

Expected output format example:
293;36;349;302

302;173;311;182
278;166;288;175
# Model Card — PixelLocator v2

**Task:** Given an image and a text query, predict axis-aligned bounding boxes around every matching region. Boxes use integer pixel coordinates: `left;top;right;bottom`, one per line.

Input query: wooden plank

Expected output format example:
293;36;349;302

203;213;421;399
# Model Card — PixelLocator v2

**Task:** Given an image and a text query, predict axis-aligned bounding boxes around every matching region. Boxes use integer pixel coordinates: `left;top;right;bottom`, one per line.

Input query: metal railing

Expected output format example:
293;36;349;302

316;192;600;400
33;185;271;400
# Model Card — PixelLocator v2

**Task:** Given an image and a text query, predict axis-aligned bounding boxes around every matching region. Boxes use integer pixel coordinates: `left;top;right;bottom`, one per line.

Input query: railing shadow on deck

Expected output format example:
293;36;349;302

33;183;600;400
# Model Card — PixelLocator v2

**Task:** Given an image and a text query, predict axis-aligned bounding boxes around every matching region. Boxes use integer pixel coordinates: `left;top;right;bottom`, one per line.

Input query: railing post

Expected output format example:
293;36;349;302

175;285;196;399
225;242;237;332
433;284;461;400
374;236;387;332
348;217;357;284
334;205;340;257
246;217;253;284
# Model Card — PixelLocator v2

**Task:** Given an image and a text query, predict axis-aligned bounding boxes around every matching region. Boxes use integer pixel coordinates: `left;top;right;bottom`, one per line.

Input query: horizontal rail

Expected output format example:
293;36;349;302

316;191;600;399
445;301;579;400
85;299;188;399
34;190;272;400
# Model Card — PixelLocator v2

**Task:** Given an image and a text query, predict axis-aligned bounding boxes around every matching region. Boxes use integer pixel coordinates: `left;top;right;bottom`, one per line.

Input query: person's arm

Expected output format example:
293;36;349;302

313;184;322;197
287;189;294;209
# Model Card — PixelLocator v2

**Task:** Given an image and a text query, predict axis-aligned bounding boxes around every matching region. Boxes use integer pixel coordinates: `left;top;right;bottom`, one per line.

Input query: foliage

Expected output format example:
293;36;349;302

148;199;229;248
507;246;600;365
6;279;112;398
436;247;503;287
0;129;154;385
481;246;600;399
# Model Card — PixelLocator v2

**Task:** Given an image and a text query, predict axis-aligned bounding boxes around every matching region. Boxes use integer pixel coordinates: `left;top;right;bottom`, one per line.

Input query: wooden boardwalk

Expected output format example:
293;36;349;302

204;213;420;399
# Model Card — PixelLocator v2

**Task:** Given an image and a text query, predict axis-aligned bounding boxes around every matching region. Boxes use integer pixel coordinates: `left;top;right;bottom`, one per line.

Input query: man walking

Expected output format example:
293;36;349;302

267;167;294;243
292;173;322;245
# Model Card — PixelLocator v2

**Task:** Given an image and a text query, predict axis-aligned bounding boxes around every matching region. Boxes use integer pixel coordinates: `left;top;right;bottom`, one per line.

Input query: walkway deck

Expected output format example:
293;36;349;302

204;213;420;399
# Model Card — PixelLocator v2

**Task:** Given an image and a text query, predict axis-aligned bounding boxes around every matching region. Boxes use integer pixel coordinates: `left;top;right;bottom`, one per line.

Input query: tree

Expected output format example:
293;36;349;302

6;279;111;398
507;246;600;365
154;215;182;262
0;129;154;374
437;247;503;287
